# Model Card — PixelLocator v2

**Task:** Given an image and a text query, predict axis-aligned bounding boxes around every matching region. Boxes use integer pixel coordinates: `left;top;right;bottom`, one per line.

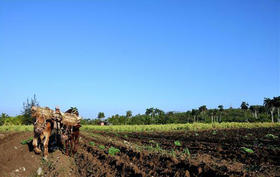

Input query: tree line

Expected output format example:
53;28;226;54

0;95;279;126
83;96;280;125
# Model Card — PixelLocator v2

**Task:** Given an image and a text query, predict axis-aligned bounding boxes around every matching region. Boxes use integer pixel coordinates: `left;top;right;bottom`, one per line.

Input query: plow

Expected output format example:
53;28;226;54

31;106;81;158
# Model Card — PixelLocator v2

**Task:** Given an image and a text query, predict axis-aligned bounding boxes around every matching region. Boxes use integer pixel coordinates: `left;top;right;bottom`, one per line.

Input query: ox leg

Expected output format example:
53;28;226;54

69;136;74;156
65;139;70;156
65;127;70;156
72;133;79;155
43;133;50;158
33;136;41;154
71;137;76;155
61;134;67;155
62;138;66;154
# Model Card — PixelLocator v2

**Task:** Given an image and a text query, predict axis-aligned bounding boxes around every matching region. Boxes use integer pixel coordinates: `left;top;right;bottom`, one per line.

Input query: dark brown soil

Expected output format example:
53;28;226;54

0;127;279;177
0;132;41;177
86;127;280;177
0;132;78;177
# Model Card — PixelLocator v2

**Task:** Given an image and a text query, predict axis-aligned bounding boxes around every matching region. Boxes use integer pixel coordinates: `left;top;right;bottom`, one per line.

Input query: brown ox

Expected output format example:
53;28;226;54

31;106;54;159
61;108;81;156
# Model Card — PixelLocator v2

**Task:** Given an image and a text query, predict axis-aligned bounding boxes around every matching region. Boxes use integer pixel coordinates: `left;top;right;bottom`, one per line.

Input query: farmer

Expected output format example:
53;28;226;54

53;106;63;149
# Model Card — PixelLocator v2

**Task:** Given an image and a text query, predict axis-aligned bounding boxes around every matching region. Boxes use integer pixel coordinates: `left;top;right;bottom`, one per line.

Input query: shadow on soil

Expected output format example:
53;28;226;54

27;133;63;153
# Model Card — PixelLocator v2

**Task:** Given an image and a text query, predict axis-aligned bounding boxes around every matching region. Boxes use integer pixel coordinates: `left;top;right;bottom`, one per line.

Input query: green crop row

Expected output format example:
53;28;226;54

81;122;280;132
1;122;279;132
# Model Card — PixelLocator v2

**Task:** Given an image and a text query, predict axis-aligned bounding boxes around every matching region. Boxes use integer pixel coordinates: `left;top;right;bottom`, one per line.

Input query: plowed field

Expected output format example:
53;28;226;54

0;127;279;177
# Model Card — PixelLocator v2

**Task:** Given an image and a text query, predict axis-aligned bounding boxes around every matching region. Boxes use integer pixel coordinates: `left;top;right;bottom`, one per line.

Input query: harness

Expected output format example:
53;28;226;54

61;125;73;139
33;106;80;140
33;109;48;133
33;108;56;133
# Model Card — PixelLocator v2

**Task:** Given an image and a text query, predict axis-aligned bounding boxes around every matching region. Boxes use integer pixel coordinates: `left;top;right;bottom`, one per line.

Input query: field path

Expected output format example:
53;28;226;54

0;132;41;177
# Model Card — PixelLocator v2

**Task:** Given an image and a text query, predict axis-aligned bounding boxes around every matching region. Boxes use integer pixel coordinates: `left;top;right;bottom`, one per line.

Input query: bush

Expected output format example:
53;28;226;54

3;115;23;125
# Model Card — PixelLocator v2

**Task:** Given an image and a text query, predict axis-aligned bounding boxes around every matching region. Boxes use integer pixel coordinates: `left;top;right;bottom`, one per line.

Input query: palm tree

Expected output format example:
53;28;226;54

125;110;132;125
249;105;261;119
126;110;132;118
213;109;218;123
145;108;154;116
153;108;164;124
199;105;207;122
240;102;249;122
264;98;275;123
146;107;158;122
240;102;249;110
208;110;214;123
154;108;164;116
97;112;105;120
191;109;198;123
218;105;224;122
273;96;280;122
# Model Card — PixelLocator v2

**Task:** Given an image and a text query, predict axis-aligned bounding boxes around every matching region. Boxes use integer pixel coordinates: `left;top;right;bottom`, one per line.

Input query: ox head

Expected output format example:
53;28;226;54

31;106;46;134
31;106;38;117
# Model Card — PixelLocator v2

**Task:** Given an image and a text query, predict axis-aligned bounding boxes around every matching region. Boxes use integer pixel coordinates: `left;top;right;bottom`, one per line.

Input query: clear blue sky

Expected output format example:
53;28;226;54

0;0;279;118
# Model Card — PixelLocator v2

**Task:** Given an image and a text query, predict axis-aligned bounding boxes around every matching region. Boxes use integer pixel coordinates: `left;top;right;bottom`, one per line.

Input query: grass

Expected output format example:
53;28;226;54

1;122;280;132
0;125;33;132
81;122;280;132
21;137;33;145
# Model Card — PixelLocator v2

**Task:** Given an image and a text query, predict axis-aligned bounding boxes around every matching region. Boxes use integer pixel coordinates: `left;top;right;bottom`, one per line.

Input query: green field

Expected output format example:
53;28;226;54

1;122;280;132
0;125;33;132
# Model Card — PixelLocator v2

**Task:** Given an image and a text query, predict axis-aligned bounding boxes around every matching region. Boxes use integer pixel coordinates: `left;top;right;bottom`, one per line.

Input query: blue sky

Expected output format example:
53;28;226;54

0;0;279;118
